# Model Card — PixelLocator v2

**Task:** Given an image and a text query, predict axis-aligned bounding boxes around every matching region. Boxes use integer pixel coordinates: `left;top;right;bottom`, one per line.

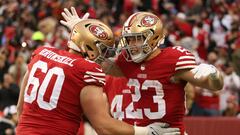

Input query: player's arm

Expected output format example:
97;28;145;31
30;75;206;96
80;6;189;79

102;92;110;114
175;64;223;91
80;85;180;135
80;85;133;135
100;59;124;77
16;70;29;120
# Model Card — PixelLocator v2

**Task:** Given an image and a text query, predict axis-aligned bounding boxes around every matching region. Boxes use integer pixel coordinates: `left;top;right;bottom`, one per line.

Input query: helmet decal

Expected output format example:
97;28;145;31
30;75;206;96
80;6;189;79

122;13;139;34
89;25;108;40
141;15;158;27
127;13;139;27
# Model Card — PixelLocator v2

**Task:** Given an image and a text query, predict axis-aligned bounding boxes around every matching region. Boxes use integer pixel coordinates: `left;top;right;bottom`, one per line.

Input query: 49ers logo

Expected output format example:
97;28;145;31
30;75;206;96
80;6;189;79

89;25;108;40
141;15;158;27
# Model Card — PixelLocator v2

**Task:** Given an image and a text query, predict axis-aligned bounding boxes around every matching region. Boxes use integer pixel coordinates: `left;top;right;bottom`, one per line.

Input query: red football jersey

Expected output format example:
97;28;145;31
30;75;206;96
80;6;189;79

106;46;197;134
16;46;105;135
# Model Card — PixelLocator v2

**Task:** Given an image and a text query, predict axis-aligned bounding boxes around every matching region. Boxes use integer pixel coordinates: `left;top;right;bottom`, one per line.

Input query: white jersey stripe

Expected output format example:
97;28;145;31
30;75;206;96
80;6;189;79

175;65;197;71
84;79;106;85
179;56;195;60
86;71;105;76
84;79;97;82
176;61;196;65
99;81;106;85
84;75;105;81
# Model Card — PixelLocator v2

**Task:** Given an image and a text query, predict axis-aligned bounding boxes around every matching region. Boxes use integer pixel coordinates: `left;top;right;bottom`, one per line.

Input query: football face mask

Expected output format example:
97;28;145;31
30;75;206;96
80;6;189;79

118;31;153;63
95;42;116;64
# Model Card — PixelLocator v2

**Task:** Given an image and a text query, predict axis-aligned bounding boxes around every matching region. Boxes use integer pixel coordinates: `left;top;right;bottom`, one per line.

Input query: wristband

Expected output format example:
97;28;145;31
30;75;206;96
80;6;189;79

134;126;148;135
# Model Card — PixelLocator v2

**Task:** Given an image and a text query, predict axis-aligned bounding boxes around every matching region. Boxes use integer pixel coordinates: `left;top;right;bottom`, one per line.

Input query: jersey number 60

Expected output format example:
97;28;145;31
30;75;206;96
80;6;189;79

24;60;65;110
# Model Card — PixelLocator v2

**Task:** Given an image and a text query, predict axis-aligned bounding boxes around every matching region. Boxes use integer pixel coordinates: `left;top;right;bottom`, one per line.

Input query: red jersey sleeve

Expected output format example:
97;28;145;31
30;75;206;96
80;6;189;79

172;46;197;72
81;60;106;87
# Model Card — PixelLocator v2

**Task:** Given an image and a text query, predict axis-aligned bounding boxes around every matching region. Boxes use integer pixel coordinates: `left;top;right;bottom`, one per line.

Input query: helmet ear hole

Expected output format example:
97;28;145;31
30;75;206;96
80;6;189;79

87;51;96;60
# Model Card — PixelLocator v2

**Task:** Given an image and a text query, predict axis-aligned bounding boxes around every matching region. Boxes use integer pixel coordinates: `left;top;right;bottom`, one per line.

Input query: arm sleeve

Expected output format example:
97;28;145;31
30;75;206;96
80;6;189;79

83;63;106;87
174;46;197;71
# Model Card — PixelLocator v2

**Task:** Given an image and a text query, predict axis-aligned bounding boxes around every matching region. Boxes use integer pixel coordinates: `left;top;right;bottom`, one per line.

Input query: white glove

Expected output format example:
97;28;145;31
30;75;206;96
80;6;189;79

134;122;180;135
191;63;219;79
148;123;180;135
60;7;89;30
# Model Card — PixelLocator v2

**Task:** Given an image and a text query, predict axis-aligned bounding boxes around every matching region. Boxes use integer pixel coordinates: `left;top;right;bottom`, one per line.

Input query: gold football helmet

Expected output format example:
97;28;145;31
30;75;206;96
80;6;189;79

68;19;115;64
119;12;165;63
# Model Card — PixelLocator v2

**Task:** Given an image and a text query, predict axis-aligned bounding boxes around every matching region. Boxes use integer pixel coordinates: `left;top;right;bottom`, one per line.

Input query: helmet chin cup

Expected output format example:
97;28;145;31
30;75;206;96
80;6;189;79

131;53;146;63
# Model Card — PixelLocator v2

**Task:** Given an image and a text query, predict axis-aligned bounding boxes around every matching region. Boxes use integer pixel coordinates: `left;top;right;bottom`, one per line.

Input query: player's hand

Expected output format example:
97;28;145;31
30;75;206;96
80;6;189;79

60;7;89;30
147;122;180;135
191;63;219;80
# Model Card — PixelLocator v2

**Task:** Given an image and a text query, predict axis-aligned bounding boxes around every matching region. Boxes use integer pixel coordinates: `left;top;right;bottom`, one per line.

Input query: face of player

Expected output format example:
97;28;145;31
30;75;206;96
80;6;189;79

125;35;146;55
118;33;152;63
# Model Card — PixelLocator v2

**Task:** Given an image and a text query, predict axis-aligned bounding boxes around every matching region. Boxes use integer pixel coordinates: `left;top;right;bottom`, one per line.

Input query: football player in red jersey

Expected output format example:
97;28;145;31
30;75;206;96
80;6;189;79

108;12;223;135
61;8;223;135
106;12;223;135
16;16;180;135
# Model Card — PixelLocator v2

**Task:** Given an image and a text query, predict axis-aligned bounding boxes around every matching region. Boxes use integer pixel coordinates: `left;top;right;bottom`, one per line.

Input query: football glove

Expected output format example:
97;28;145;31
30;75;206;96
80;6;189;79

134;122;180;135
148;122;180;135
60;7;89;30
191;63;219;79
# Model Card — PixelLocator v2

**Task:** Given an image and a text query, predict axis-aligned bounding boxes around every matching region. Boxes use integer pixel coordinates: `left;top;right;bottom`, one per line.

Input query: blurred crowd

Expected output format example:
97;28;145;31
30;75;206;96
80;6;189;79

0;0;240;134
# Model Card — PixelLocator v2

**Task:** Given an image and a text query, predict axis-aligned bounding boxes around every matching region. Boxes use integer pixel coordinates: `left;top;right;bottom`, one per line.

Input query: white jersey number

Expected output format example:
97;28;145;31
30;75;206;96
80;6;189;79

111;79;166;120
172;46;191;55
24;60;65;110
